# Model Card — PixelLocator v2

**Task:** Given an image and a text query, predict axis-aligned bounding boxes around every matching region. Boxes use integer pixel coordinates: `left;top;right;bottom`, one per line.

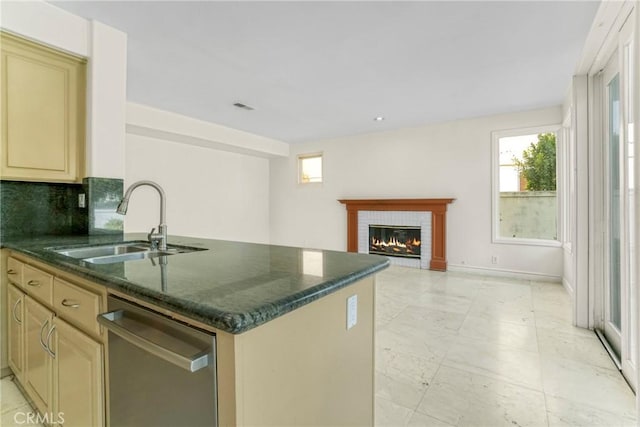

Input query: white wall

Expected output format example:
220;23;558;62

122;102;286;244
125;134;270;243
270;106;564;278
86;20;127;179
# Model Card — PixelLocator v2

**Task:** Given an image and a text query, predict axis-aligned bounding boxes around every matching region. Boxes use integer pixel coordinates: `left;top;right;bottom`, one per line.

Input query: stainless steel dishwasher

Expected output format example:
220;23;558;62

98;296;217;427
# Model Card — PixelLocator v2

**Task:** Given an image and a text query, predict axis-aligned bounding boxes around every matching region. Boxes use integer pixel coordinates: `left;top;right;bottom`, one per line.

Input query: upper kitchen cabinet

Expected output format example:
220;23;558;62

1;32;86;183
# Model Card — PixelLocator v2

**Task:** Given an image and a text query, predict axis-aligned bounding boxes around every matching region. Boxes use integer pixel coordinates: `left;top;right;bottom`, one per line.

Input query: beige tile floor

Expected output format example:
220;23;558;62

0;266;636;426
1;377;42;427
375;266;637;426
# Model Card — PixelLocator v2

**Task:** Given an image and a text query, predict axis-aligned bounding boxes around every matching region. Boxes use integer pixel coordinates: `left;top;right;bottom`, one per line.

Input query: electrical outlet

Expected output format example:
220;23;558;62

347;294;357;330
491;255;498;265
78;193;86;208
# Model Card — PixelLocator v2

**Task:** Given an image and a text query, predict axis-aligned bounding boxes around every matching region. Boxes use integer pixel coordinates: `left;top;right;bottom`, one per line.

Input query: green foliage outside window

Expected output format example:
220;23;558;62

514;133;556;191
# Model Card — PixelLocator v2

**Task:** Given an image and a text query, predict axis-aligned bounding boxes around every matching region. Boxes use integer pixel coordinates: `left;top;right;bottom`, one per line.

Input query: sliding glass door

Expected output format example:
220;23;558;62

603;57;622;358
598;17;636;390
620;23;636;389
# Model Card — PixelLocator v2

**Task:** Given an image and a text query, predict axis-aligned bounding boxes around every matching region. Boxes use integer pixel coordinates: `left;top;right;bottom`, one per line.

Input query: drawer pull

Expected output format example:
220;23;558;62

7;269;17;275
27;280;40;287
39;320;50;352
45;325;56;359
12;298;22;324
61;299;80;309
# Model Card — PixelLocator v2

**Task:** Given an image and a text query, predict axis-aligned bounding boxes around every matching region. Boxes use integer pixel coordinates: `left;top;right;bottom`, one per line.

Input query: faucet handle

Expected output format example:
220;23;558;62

148;228;161;250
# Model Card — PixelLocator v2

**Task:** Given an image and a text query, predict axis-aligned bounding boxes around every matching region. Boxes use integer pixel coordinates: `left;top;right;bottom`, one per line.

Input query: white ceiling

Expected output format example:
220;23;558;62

52;1;599;144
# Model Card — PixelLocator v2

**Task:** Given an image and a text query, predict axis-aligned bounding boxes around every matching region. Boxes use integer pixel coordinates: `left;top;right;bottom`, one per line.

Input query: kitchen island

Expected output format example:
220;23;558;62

2;234;389;426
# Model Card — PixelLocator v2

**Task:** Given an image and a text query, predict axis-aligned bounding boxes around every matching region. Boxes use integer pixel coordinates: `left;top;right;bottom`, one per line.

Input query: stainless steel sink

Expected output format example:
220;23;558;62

82;249;175;264
49;241;204;264
54;243;152;259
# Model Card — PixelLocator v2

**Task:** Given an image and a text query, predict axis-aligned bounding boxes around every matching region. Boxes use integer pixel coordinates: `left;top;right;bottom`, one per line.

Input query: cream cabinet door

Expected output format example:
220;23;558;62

8;284;25;382
24;295;54;415
0;32;85;183
52;318;104;427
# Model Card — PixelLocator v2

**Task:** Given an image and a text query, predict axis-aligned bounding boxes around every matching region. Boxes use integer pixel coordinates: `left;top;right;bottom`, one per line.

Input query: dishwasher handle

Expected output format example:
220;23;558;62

97;310;210;373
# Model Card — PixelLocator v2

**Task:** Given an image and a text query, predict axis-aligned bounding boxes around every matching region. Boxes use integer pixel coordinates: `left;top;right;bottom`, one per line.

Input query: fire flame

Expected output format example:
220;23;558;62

370;236;421;254
370;237;421;248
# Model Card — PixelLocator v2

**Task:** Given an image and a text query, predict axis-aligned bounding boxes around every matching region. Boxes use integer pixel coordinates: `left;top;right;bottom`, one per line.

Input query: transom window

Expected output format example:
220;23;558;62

298;153;323;184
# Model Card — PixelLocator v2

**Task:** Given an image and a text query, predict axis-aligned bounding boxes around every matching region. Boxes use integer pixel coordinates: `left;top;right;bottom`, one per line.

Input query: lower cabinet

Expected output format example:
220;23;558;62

6;256;105;427
8;284;25;382
52;318;104;427
24;295;54;416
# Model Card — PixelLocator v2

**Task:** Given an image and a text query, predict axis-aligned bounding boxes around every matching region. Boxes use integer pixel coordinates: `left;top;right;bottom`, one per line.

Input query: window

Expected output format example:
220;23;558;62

492;125;561;245
298;153;323;183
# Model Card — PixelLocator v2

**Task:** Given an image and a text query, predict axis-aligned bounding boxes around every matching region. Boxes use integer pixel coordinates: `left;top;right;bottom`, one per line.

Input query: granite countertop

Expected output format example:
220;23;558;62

2;234;389;334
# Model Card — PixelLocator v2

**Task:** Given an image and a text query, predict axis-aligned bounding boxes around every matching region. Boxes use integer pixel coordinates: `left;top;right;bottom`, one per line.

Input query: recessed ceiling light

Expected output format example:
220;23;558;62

233;102;254;111
374;116;385;121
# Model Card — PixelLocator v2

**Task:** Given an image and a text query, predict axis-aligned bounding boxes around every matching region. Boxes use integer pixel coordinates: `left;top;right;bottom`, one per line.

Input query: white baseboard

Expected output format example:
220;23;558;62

447;263;561;282
562;277;575;298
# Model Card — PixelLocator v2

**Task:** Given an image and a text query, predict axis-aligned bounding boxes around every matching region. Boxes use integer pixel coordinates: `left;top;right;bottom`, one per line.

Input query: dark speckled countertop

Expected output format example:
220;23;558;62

2;234;389;334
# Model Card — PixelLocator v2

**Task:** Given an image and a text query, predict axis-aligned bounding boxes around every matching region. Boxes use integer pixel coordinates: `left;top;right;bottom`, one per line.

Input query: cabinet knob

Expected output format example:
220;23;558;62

7;269;16;275
27;280;40;287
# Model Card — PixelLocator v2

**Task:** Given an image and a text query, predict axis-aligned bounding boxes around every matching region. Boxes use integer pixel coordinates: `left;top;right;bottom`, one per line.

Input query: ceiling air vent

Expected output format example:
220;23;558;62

233;102;254;111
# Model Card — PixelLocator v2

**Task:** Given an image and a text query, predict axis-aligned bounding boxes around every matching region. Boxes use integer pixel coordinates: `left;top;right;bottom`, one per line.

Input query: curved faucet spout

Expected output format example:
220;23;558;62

117;180;167;250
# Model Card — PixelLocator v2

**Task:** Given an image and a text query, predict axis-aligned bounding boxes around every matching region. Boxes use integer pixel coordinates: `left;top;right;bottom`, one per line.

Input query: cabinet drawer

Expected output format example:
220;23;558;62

7;257;23;287
53;278;101;337
23;264;53;306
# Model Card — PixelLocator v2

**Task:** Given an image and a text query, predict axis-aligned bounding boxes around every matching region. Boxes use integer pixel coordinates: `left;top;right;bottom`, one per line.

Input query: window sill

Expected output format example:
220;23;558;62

492;237;562;248
297;182;324;189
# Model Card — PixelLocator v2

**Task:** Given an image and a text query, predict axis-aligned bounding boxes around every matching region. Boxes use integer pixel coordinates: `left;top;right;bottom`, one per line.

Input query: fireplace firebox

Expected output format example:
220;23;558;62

369;225;421;259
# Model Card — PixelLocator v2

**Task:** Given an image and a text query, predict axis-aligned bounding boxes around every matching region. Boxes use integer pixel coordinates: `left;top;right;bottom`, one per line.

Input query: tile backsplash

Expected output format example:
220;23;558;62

0;180;88;240
0;177;125;242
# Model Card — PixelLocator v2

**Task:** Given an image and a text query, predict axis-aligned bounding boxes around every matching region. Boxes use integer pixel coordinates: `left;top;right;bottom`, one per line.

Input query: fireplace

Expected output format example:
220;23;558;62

369;225;421;259
339;198;454;270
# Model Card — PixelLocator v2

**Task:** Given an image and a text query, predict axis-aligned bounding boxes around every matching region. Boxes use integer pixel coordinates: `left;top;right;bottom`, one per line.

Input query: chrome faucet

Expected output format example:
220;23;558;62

116;180;167;251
